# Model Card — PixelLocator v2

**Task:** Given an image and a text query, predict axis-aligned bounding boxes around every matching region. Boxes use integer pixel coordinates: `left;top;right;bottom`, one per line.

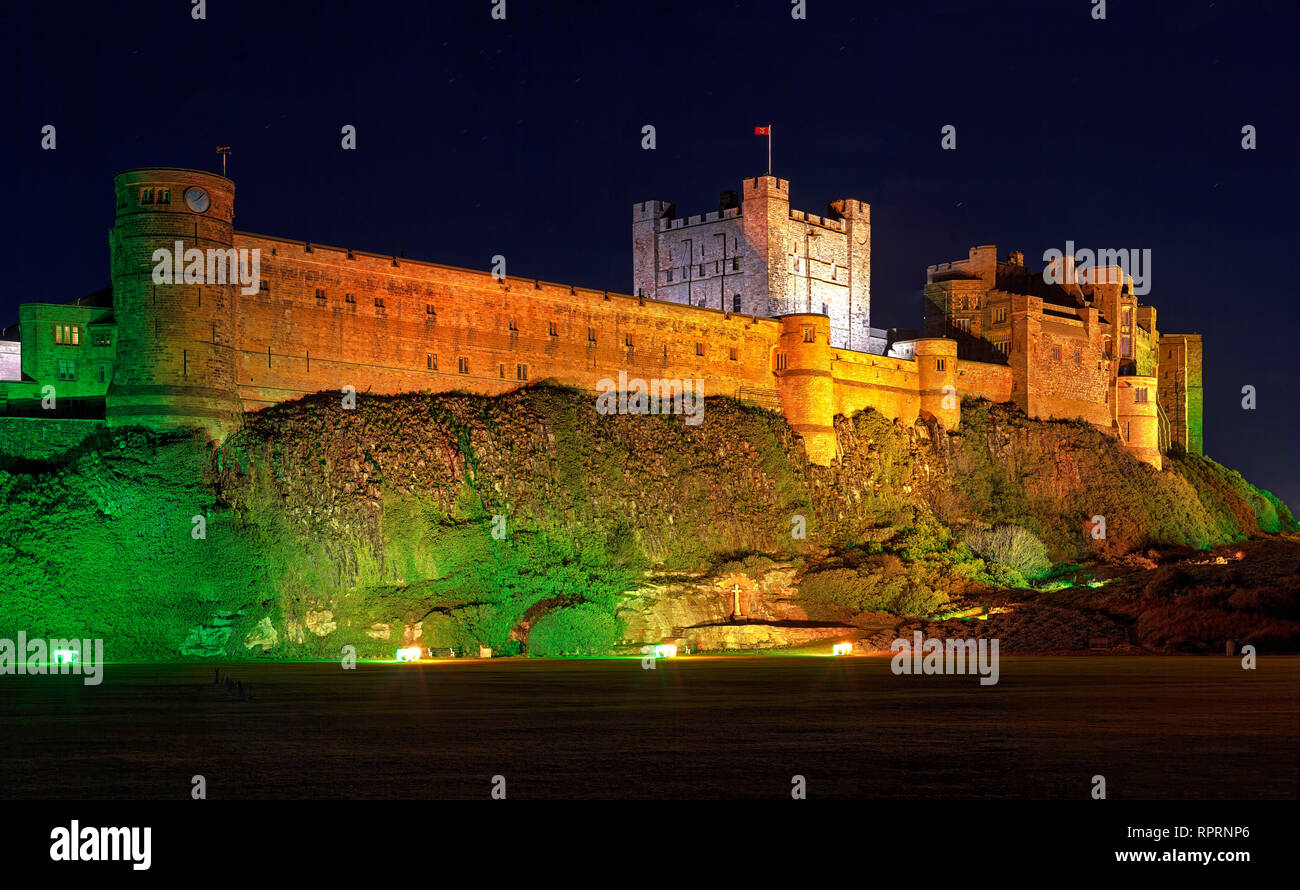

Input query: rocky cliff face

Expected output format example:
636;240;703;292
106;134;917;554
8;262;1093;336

1;386;1291;659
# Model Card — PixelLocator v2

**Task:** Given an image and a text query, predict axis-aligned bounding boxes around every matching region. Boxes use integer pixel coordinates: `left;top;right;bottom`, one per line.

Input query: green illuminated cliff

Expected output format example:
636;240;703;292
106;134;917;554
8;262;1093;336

0;387;1293;659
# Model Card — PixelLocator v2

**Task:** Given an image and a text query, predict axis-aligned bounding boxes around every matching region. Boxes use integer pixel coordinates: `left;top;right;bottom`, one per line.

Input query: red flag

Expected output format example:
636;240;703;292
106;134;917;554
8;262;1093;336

754;126;770;135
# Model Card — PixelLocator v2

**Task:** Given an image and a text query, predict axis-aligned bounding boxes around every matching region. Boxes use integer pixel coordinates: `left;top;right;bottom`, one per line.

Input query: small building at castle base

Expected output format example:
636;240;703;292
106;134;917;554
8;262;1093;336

0;168;1202;470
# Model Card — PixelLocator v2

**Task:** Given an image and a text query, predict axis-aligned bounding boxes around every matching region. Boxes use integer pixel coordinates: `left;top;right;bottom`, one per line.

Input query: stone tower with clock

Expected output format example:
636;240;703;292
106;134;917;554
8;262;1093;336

105;167;244;436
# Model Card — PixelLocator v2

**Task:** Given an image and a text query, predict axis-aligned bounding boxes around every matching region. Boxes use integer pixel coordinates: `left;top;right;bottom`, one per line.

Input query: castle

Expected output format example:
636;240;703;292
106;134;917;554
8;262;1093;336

0;167;1203;470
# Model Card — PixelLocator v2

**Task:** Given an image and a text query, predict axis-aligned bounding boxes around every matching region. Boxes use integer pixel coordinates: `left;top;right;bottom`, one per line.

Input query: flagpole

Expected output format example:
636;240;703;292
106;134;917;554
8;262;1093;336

768;125;772;175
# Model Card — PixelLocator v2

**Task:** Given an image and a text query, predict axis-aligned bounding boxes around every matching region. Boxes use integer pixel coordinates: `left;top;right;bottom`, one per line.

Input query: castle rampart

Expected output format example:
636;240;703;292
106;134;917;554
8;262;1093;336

0;168;1201;471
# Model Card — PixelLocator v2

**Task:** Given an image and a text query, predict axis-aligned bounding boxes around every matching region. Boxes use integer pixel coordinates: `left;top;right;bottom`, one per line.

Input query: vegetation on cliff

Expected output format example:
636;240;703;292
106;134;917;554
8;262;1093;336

0;388;1292;658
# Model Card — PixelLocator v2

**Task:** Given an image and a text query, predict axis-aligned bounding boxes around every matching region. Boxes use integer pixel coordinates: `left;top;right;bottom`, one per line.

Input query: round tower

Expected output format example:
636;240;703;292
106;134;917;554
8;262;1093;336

1115;375;1162;470
913;338;960;428
775;313;836;465
106;168;243;438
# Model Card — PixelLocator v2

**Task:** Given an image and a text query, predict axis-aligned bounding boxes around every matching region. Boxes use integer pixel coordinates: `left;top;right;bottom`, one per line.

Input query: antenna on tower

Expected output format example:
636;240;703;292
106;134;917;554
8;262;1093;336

216;146;232;177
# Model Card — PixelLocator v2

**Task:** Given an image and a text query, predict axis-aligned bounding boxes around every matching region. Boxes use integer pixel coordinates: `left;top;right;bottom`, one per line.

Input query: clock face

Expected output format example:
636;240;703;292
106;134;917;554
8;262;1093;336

184;187;210;213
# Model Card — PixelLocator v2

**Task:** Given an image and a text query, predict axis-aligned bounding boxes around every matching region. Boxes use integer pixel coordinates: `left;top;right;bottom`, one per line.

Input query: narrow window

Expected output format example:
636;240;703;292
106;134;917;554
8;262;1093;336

695;342;704;357
733;294;741;312
802;326;815;343
666;270;674;283
345;292;356;304
625;333;634;348
516;364;528;380
936;358;946;371
374;296;384;308
508;317;518;331
315;288;326;301
587;327;596;344
549;321;558;337
499;363;505;378
426;304;436;316
776;353;788;372
458;357;469;374
731;257;739;271
729;347;738;361
427;353;433;369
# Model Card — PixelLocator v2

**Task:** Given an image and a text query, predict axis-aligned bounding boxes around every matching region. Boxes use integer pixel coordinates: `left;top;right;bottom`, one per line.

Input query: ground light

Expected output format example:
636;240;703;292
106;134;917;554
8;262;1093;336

832;643;852;656
394;647;421;663
51;649;79;666
653;644;678;659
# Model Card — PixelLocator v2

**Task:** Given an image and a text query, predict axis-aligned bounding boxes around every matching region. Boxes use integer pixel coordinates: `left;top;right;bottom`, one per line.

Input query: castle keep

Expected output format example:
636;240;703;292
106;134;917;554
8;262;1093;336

0;167;1203;469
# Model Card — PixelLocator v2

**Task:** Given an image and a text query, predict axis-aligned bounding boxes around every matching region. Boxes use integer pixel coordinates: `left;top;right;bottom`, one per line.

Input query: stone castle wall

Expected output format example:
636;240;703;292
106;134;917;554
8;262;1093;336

85;167;1170;468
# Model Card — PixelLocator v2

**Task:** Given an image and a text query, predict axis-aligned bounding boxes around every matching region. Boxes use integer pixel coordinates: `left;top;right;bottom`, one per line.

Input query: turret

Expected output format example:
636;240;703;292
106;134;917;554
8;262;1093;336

913;338;960;428
1116;375;1161;469
106;168;243;438
631;199;673;299
826;198;872;351
741;176;791;316
774;313;836;465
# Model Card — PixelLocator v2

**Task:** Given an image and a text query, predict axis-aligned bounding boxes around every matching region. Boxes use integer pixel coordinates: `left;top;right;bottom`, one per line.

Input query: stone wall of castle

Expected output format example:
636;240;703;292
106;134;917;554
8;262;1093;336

0;168;1185;471
231;233;781;414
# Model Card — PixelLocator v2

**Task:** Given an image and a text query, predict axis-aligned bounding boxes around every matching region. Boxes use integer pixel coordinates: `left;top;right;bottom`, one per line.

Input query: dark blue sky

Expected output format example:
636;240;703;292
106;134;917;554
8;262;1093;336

3;0;1297;509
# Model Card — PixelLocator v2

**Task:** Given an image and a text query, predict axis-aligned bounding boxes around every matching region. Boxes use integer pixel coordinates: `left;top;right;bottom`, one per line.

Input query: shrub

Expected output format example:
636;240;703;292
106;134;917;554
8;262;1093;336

963;523;1051;579
526;605;624;656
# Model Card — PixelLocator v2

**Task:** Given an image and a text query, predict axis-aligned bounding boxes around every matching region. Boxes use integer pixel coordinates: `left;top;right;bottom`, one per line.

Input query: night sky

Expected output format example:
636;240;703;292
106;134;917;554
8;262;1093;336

3;0;1296;508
